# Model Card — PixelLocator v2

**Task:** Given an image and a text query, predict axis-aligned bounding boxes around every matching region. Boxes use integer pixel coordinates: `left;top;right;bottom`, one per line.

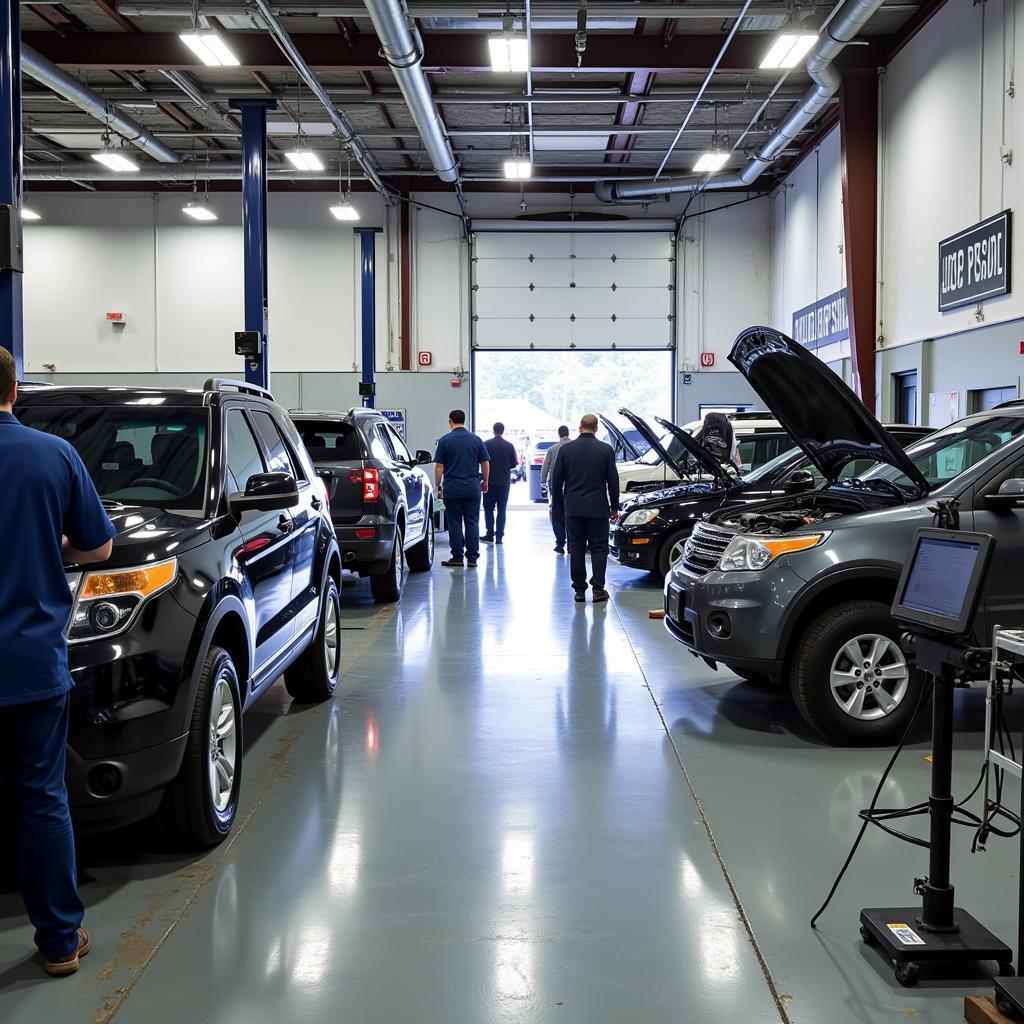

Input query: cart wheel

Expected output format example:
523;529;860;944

894;961;919;988
999;961;1017;977
859;925;876;946
996;991;1014;1017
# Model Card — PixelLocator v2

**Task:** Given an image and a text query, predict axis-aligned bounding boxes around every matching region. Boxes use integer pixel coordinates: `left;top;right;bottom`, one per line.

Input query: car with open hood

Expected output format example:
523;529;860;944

665;326;1024;746
612;417;929;578
13;379;342;846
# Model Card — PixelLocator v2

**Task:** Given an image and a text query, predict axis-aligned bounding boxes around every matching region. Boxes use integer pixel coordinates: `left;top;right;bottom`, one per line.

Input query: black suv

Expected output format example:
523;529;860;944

15;379;342;846
291;409;435;603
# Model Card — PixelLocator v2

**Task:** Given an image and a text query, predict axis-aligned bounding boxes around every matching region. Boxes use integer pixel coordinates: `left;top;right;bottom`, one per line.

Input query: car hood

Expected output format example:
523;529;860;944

99;504;212;568
728;326;930;496
598;414;643;461
618;408;697;479
620;478;724;513
654;416;739;486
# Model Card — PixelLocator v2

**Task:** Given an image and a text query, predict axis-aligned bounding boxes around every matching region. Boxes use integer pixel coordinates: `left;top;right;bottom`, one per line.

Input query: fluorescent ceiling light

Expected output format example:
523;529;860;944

503;159;532;180
21;208;41;222
693;152;729;174
119;101;158;109
488;34;530;73
179;31;240;68
330;201;360;222
759;32;818;69
183;199;217;222
285;149;325;172
92;151;139;172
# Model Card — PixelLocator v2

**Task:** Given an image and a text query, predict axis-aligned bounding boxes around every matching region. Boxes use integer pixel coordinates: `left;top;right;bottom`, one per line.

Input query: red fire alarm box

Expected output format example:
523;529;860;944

418;351;433;367
106;312;126;324
699;351;715;368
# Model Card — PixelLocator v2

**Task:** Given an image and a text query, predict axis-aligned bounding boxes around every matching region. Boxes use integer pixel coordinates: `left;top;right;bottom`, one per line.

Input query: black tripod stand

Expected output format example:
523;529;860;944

860;634;1013;986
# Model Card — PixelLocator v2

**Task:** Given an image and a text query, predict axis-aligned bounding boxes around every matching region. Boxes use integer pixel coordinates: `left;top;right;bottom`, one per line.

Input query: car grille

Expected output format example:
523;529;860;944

681;522;735;576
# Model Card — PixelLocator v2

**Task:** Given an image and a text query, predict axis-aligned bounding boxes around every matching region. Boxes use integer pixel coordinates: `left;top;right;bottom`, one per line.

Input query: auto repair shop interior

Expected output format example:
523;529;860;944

7;0;1024;1021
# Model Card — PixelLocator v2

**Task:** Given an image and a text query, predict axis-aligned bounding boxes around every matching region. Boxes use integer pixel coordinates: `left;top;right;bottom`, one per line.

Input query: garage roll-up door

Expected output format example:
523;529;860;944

471;230;675;350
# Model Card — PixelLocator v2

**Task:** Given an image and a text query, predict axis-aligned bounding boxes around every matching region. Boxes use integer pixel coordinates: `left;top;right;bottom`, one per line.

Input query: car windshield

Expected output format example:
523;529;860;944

18;404;209;511
859;415;1024;490
638;430;684;466
742;445;802;483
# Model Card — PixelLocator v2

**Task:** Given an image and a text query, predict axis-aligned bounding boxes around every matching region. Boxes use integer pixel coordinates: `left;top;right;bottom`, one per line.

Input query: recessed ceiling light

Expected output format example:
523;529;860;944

21;208;41;221
759;32;817;70
183;199;218;221
488;34;530;73
503;159;532;180
92;151;139;172
285;149;325;172
693;152;729;173
329;201;360;221
179;32;240;68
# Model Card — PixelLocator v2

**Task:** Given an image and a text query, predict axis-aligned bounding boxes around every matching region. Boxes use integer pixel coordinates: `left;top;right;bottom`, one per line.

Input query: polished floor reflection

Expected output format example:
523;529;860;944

0;511;1018;1023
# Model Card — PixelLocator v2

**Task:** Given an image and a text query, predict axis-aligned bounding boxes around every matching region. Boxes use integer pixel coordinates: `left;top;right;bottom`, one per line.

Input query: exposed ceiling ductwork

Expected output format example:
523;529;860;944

594;0;886;203
23;161;338;180
361;0;461;185
21;44;180;164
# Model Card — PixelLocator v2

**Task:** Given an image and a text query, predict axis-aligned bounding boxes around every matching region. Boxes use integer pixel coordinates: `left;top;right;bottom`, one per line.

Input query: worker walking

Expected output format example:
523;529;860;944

434;410;490;568
0;347;116;976
481;422;518;545
549;414;620;603
541;425;571;554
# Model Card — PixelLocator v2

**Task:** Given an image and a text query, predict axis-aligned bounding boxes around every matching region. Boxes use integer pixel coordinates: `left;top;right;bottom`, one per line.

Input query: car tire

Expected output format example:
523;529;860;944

155;645;242;848
370;531;404;603
284;576;342;703
790;600;929;746
655;529;690;578
406;512;434;572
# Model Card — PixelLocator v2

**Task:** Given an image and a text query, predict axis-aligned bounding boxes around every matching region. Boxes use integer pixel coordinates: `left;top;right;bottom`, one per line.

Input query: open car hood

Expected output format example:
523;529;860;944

728;327;931;495
598;414;644;462
654;416;740;486
617;408;688;478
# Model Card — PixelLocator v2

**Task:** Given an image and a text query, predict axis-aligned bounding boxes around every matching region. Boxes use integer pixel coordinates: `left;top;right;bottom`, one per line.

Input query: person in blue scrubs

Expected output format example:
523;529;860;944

433;410;490;568
0;348;116;976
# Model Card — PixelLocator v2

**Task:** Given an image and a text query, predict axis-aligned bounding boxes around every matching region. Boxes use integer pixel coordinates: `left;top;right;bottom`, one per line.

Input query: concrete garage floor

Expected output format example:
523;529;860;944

0;511;1019;1024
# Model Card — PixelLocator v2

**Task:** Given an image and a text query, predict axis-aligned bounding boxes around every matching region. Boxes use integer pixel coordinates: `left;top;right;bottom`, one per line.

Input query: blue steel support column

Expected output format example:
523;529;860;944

230;99;276;390
355;226;383;409
0;0;23;376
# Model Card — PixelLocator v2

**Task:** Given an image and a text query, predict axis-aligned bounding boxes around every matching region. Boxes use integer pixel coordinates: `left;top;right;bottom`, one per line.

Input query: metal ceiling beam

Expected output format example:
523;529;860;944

607;70;652;165
24;30;882;73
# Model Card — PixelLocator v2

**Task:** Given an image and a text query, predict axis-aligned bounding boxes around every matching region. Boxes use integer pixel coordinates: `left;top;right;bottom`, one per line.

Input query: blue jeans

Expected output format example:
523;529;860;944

444;487;482;561
0;693;84;958
483;485;510;539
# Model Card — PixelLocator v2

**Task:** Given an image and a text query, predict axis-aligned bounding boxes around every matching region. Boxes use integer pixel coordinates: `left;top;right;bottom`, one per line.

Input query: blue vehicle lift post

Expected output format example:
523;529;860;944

354;226;382;408
0;0;23;377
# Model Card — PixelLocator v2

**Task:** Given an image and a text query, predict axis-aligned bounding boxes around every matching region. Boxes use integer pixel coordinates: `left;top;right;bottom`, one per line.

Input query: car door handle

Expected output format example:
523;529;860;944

277;516;293;534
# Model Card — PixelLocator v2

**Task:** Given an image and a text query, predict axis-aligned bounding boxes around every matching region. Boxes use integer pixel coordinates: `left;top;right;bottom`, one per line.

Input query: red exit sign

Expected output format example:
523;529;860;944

106;311;126;323
418;351;433;367
699;351;715;368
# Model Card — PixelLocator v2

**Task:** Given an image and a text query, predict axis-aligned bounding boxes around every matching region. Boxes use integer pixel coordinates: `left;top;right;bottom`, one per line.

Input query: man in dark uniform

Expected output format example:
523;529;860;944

481;422;518;545
0;347;116;975
549;413;620;603
434;409;490;568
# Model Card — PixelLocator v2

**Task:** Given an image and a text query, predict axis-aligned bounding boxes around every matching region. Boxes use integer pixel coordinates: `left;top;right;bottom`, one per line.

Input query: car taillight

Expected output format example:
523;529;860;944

533;456;545;464
349;467;380;502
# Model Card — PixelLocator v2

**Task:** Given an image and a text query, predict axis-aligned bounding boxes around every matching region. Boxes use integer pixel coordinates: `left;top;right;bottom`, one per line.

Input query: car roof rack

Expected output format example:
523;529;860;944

204;378;274;401
995;399;1024;410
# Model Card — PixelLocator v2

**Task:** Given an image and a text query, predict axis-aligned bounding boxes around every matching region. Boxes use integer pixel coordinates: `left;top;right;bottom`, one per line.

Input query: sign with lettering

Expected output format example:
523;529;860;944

699;352;715;368
380;408;407;441
938;210;1011;312
792;287;849;350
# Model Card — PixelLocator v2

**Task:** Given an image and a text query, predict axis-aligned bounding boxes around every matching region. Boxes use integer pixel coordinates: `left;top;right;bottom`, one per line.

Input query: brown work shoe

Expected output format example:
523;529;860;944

43;928;91;977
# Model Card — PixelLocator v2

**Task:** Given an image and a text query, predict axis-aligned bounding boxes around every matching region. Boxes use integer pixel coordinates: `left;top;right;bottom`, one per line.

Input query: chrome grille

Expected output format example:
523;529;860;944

681;522;735;577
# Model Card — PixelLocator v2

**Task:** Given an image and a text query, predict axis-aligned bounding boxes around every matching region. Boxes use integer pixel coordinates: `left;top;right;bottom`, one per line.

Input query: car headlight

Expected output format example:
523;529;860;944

67;558;178;643
621;507;661;527
718;533;828;571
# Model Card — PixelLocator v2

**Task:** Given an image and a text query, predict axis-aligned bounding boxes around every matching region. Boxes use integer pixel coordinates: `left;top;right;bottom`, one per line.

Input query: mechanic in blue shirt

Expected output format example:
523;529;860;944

433;409;490;568
0;348;116;977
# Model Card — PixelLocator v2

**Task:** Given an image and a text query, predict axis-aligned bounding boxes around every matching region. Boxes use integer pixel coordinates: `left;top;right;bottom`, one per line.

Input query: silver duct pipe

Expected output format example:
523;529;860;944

361;0;460;183
595;0;884;203
21;44;180;164
250;0;388;195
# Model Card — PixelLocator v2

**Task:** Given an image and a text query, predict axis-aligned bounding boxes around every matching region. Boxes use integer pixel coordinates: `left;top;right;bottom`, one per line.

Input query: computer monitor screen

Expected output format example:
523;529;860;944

892;529;993;636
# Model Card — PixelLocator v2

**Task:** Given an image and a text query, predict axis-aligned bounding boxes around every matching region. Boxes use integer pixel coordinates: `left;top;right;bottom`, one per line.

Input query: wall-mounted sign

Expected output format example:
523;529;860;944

792;287;849;350
380;408;407;441
418;351;433;367
928;391;960;427
699;352;715;368
683;373;692;385
106;311;126;323
938;210;1011;312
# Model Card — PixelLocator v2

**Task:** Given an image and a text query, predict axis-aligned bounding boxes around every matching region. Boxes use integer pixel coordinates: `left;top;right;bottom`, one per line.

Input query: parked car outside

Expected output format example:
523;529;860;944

665;325;1024;746
13;379;342;846
612;422;930;577
528;439;559;501
291;409;435;602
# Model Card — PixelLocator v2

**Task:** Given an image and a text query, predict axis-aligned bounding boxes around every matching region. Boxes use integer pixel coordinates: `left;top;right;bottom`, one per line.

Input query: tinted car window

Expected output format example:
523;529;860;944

296;420;362;461
226;409;266;491
250;410;297;477
369;425;394;463
385;424;412;463
18;405;208;511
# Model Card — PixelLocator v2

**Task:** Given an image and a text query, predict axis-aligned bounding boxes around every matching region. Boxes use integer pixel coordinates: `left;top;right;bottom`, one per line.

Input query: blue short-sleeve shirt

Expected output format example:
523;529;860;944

433;427;490;491
0;411;117;707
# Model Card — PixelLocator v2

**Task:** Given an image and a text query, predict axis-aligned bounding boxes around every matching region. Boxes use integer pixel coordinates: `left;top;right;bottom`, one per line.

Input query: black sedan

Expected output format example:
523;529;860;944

611;421;931;578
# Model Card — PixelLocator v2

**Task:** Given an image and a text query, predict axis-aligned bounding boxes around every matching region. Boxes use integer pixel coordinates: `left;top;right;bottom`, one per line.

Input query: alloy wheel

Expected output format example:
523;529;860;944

323;592;340;677
207;674;238;812
828;633;909;721
668;538;686;568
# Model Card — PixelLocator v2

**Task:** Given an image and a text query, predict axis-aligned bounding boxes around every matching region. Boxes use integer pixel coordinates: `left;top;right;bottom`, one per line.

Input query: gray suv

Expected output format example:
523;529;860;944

665;326;1024;746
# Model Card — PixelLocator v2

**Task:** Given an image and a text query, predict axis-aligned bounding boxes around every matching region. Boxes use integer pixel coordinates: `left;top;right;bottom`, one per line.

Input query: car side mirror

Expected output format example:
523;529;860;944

986;478;1024;510
415;449;432;465
230;472;300;514
785;469;816;494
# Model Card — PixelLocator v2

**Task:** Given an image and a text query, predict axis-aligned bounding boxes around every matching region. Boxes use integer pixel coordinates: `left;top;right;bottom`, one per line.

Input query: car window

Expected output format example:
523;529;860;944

295;419;362;461
736;434;791;472
250;410;298;478
226;409;267;491
369;425;394;463
385;424;412;463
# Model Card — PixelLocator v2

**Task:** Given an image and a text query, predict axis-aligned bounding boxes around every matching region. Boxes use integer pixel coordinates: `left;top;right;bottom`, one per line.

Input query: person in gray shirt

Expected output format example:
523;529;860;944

541;425;571;554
